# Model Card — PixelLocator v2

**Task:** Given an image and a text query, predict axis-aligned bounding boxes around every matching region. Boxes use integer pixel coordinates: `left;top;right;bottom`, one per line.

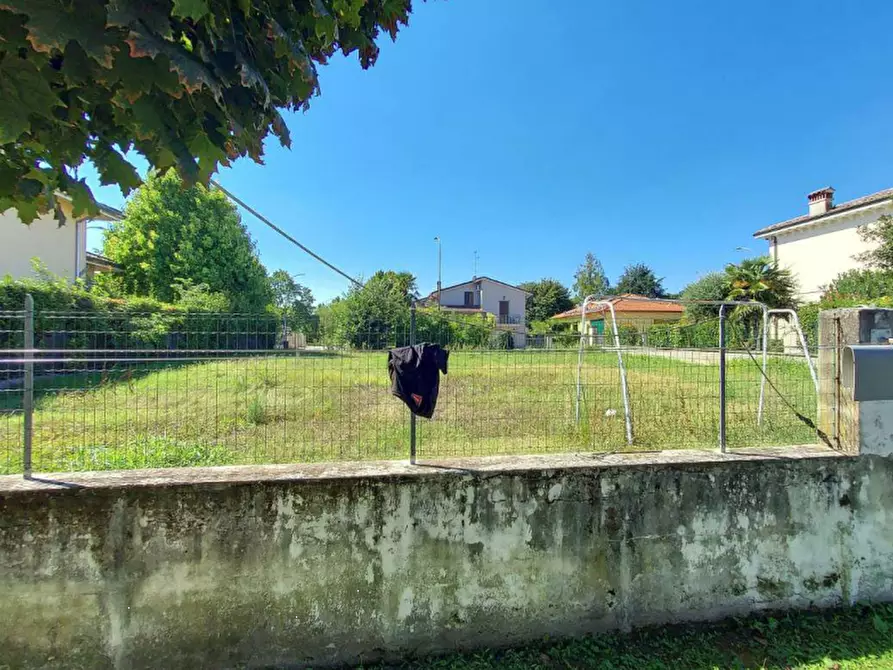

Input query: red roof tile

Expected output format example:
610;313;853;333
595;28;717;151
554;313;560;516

753;187;893;238
552;295;684;320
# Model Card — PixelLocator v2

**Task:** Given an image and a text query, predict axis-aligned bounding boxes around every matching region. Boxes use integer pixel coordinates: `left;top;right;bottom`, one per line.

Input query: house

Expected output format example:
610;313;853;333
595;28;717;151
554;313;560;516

551;294;684;342
424;276;530;348
753;186;893;300
0;196;123;282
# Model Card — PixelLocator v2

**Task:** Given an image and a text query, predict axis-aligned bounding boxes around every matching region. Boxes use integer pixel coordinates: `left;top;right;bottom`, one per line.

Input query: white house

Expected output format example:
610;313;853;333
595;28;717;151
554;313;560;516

425;276;530;347
753;186;893;301
0;197;123;282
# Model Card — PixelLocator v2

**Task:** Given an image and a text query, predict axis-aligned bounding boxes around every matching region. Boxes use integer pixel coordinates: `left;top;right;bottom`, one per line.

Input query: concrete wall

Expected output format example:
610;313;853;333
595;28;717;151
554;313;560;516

766;201;892;300
0;202;84;281
1;449;892;669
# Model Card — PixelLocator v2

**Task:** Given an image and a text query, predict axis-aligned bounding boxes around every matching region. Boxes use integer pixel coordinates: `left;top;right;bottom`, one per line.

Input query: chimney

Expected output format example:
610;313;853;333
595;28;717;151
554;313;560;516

807;186;834;217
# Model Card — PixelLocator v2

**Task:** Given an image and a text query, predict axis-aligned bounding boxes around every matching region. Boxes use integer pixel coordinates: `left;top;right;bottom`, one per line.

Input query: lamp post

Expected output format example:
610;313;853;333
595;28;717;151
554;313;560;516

434;236;442;306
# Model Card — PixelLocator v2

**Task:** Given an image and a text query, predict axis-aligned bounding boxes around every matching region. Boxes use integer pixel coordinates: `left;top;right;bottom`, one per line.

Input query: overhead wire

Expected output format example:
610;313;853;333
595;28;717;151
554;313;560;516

210;179;364;289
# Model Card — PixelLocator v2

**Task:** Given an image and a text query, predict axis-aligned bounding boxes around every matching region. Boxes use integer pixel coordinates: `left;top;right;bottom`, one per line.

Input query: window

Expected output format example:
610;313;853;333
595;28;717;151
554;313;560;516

464;291;474;307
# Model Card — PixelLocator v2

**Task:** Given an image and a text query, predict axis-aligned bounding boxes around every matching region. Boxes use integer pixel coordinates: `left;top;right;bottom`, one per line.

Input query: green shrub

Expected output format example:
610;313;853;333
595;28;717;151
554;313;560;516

0;275;277;351
797;303;820;349
494;330;515;350
825;269;893;300
645;320;719;349
616;324;641;346
246;397;268;425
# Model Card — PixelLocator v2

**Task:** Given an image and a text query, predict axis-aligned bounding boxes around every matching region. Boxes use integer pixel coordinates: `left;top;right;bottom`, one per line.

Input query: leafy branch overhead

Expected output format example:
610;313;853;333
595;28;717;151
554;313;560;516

0;0;413;221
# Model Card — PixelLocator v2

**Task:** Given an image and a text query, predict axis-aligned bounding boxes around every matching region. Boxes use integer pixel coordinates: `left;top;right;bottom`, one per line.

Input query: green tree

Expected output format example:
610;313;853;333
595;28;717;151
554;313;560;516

103;171;270;312
615;263;666;298
856;214;893;271
519;278;574;324
824;268;893;301
269;269;315;333
0;0;413;221
680;272;727;321
334;270;417;348
724;256;798;342
723;257;798;308
572;253;610;302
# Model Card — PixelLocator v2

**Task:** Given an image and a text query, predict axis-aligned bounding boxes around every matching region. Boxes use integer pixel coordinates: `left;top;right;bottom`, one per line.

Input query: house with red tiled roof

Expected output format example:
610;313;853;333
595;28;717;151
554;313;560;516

551;294;683;340
753;186;893;300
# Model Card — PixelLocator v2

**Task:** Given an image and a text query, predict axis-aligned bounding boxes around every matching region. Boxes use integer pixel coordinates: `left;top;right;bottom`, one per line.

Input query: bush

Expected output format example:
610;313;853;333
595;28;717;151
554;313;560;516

0;274;277;351
645;319;719;349
797;303;820;350
824;269;893;302
616;324;641;346
647;324;681;348
494;330;515;350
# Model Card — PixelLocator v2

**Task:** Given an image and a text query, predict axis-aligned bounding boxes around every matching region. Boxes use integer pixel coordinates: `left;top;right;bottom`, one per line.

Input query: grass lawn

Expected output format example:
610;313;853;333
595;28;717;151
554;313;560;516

362;605;893;669
0;348;818;474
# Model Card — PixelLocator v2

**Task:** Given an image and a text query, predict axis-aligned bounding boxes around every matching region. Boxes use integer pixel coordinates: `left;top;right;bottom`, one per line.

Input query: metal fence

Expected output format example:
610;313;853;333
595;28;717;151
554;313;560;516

0;298;833;476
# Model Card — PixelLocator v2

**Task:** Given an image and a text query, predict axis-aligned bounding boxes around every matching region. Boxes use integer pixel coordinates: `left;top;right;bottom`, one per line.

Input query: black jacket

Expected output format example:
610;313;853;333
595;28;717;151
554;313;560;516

387;343;449;418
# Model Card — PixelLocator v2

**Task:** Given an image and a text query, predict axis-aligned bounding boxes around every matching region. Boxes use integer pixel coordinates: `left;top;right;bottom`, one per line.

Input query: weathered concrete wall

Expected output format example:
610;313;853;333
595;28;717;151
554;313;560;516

1;448;892;669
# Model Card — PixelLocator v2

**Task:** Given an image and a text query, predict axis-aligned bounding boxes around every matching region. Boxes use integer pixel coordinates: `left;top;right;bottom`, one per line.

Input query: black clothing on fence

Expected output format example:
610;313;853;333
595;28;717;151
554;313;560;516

387;343;449;419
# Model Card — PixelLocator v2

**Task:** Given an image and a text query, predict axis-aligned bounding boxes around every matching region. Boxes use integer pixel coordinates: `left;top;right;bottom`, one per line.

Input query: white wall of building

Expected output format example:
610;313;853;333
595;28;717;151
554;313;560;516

0;203;84;281
438;283;480;308
437;279;527;324
767;201;892;301
480;280;526;323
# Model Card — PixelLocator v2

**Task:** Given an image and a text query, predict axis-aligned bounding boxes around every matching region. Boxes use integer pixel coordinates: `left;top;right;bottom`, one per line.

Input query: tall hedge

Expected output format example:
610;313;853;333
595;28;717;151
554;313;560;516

0;276;277;351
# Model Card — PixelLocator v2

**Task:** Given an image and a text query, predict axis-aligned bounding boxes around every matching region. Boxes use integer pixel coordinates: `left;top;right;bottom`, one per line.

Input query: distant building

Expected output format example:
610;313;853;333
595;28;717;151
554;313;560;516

551;294;684;342
0;197;123;282
424;276;530;348
753;186;892;300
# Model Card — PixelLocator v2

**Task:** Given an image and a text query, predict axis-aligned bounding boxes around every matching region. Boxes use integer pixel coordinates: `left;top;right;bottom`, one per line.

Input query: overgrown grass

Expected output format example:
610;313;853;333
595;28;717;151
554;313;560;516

0;349;818;474
360;605;893;670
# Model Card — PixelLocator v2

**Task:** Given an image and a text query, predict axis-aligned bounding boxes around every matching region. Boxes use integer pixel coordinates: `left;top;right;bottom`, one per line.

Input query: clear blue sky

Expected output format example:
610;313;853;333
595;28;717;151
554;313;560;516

85;0;893;304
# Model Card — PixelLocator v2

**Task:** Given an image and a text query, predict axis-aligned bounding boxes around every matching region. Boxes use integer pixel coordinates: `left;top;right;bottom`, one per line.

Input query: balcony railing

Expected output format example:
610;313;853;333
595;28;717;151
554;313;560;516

497;314;523;325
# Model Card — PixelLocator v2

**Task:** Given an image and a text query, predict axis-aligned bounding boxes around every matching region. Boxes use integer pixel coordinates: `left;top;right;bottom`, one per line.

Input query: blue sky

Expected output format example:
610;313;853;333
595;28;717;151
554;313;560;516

84;0;893;303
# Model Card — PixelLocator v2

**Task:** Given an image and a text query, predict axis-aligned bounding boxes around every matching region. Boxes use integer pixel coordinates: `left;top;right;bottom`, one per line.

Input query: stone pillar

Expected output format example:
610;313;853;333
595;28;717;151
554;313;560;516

818;307;893;454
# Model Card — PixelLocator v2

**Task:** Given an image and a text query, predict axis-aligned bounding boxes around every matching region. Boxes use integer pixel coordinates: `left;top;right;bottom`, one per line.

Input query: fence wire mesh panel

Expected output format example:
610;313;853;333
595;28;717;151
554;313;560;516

0;303;836;475
0;310;25;473
416;315;822;458
0;310;413;474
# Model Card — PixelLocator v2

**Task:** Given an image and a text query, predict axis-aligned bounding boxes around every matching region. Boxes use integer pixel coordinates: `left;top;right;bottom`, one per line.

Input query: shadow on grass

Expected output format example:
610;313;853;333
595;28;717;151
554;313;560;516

362;604;893;670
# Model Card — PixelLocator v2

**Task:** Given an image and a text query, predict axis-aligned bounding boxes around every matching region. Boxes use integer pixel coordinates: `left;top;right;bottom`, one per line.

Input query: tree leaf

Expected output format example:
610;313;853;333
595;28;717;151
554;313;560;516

63;176;97;217
125;26;223;101
0;0;415;216
0;56;61;143
102;50;183;103
171;0;209;22
1;0;115;67
271;110;291;149
91;143;142;195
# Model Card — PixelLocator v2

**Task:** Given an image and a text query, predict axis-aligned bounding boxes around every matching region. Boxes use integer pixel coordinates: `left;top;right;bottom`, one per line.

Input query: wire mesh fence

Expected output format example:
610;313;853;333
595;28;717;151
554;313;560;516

0;300;834;476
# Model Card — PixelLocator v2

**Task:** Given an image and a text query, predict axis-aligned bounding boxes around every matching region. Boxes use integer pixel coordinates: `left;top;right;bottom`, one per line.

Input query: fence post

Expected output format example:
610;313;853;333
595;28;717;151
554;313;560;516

718;305;727;453
409;302;417;464
23;293;34;479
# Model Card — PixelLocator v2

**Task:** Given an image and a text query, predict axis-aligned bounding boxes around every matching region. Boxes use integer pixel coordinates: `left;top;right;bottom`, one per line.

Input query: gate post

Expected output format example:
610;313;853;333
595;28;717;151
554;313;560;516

409;302;417;464
23;293;34;479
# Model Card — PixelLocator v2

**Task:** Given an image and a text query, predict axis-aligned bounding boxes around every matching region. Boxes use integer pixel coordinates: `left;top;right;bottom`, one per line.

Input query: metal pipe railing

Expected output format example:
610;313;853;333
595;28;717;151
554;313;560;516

768;308;818;392
575;296;633;446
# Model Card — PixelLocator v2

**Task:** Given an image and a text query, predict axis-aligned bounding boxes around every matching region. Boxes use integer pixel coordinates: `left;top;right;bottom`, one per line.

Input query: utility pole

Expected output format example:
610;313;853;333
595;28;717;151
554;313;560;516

434;236;442;306
473;250;479;278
